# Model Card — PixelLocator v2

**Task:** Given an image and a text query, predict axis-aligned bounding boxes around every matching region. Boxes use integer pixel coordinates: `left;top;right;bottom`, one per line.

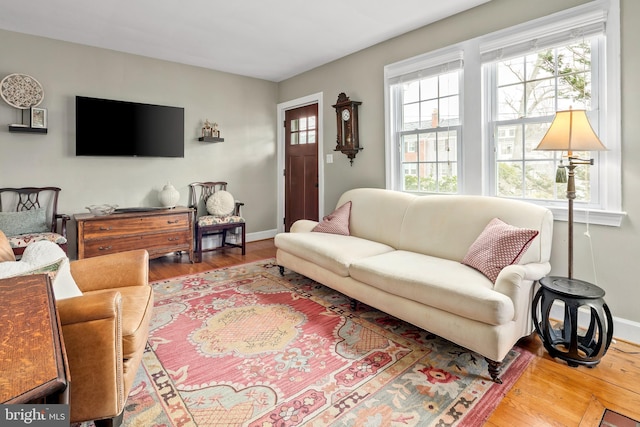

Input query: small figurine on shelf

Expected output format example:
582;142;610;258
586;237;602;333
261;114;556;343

212;122;220;138
202;119;213;137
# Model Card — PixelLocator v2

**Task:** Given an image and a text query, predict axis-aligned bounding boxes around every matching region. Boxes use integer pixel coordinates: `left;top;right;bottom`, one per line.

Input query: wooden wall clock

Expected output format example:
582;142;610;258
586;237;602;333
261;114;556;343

332;92;362;165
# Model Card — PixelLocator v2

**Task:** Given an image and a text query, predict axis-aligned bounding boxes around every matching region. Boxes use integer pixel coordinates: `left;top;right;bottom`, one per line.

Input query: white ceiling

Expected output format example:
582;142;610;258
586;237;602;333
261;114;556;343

0;0;490;82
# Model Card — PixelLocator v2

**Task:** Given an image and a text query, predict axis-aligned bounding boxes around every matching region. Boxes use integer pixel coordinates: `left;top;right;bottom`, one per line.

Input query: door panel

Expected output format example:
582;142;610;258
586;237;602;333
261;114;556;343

285;104;318;231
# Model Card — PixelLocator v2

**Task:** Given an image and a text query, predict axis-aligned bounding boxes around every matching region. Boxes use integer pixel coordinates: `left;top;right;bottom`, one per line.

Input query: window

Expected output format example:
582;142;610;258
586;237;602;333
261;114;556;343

385;49;463;194
290;115;316;145
487;38;600;203
384;0;622;226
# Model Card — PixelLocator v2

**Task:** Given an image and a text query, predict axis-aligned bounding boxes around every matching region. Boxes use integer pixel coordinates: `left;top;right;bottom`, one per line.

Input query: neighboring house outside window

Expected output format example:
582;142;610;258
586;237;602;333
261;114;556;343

386;49;463;194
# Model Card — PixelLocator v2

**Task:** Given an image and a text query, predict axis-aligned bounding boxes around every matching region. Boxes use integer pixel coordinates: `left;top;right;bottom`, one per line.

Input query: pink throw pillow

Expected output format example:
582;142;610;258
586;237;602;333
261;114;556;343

312;201;351;236
462;218;539;283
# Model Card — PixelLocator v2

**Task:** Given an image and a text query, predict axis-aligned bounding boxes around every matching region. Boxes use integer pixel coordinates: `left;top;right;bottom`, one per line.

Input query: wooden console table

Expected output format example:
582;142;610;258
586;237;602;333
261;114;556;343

0;274;70;404
75;207;194;262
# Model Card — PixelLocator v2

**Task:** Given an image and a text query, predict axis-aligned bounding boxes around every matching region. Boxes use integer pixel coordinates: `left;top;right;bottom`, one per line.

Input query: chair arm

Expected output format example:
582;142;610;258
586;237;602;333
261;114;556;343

57;291;125;422
55;213;70;237
234;201;245;216
57;290;121;325
70;249;149;293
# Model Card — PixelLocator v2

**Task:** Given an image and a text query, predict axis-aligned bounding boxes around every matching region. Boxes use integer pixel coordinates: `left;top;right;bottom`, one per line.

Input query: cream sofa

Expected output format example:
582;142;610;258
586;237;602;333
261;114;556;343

275;188;553;383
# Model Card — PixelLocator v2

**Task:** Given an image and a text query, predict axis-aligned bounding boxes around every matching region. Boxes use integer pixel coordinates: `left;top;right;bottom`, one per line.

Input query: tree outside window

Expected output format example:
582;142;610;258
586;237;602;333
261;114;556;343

492;40;596;202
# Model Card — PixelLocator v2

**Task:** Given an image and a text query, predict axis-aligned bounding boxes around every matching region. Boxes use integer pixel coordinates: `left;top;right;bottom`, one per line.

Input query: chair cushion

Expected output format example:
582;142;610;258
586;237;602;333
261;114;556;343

0;208;48;236
198;215;245;226
8;232;67;249
113;285;153;359
206;191;236;217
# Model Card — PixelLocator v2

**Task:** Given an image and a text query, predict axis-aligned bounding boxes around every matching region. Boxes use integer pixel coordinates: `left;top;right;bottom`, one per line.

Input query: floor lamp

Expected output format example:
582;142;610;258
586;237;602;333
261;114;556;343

535;108;606;279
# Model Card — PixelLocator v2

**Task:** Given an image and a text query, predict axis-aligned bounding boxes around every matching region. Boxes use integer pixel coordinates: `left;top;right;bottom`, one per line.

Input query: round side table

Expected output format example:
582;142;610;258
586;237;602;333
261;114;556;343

532;276;613;367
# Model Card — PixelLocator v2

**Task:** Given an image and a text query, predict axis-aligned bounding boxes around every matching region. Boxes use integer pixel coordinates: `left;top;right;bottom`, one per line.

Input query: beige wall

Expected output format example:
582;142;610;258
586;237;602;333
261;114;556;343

1;0;638;330
278;0;640;328
0;29;279;253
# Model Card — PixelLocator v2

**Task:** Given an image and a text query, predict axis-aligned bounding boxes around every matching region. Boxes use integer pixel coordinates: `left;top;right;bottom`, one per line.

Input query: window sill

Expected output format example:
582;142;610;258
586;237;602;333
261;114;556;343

546;205;626;227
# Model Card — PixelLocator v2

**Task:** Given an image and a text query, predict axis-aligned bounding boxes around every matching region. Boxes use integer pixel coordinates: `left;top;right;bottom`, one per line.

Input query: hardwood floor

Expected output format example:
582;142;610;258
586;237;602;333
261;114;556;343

149;239;640;426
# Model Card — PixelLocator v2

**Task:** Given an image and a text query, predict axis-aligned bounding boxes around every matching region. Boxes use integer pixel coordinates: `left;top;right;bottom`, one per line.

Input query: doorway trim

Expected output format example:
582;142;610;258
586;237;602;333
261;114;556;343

277;92;324;234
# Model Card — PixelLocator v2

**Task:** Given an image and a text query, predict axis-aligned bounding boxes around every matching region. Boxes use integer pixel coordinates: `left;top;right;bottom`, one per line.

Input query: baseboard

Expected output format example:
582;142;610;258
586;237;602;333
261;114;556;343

550;303;640;345
247;228;277;242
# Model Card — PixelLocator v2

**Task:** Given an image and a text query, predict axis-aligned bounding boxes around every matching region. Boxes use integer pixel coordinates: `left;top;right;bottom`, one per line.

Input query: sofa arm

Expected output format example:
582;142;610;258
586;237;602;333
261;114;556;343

494;262;551;321
70;249;149;293
57;291;125;423
494;262;551;294
290;219;319;233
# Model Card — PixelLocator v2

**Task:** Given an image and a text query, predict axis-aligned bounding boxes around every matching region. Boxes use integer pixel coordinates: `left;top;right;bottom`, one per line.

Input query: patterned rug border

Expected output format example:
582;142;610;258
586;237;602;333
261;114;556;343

140;258;533;427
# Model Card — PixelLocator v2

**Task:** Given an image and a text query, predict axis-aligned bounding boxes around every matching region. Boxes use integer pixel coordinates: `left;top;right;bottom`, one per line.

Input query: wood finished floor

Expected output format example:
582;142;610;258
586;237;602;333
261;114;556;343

149;239;640;426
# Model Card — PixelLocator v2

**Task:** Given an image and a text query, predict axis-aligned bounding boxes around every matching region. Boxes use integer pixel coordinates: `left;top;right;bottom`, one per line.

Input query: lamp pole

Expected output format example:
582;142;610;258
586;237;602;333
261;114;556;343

565;154;594;280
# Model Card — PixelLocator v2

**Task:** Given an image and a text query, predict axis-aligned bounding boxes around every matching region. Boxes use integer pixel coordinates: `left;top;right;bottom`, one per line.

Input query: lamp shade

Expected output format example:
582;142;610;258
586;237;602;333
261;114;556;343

535;109;606;153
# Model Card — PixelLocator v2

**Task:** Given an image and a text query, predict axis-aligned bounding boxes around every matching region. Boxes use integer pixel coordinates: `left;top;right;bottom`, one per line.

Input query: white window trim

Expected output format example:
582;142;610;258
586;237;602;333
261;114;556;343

384;0;624;227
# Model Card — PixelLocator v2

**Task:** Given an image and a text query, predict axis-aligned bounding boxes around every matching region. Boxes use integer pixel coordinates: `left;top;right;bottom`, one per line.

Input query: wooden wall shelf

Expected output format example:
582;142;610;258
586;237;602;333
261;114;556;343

8;125;47;134
198;136;224;143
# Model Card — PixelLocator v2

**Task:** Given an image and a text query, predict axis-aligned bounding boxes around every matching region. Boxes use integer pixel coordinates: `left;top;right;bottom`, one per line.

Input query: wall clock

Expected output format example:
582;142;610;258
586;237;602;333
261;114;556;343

332;92;362;165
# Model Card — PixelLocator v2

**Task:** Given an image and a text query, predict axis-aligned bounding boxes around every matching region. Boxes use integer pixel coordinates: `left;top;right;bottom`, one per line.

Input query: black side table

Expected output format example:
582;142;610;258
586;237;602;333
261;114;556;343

532;276;613;367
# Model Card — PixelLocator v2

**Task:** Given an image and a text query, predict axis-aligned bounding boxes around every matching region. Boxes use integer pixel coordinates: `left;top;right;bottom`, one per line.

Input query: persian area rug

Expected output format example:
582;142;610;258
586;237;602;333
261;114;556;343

106;259;533;426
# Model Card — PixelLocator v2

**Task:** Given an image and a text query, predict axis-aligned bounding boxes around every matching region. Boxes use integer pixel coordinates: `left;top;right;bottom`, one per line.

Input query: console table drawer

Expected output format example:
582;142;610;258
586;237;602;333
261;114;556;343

82;230;191;258
82;213;189;239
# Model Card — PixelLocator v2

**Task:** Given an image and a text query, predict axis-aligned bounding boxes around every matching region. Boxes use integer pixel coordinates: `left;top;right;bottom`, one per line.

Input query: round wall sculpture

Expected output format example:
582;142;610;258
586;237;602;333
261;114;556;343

1;73;44;109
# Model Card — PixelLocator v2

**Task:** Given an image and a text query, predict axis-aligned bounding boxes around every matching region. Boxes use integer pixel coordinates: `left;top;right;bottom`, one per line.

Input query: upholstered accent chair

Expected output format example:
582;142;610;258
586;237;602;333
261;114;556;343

61;250;153;427
188;181;245;262
0;231;153;427
0;187;69;257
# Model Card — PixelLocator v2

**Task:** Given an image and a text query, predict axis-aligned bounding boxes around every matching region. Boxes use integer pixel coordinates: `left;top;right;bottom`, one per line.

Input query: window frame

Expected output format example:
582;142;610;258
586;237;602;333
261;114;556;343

384;0;623;226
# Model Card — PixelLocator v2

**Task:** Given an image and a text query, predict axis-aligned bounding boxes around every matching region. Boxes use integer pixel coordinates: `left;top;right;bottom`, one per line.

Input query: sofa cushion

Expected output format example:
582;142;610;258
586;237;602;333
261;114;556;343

462;218;539;283
312;201;351;235
274;232;395;277
349;250;515;326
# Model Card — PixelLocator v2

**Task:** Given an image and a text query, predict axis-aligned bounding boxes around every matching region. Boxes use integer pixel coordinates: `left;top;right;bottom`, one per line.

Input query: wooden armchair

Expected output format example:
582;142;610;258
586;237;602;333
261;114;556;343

188;181;245;262
0;187;70;257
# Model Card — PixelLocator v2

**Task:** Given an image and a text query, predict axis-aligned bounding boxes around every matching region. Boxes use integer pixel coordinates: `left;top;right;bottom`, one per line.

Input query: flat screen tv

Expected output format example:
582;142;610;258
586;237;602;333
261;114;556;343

76;96;184;157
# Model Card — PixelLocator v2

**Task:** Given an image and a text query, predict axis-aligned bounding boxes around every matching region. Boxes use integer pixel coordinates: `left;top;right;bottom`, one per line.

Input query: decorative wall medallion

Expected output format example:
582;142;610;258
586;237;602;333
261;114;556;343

1;73;44;109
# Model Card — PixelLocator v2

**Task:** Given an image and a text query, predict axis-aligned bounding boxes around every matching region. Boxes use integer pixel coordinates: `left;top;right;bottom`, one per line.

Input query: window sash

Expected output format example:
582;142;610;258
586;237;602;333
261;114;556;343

389;62;463;194
485;36;604;207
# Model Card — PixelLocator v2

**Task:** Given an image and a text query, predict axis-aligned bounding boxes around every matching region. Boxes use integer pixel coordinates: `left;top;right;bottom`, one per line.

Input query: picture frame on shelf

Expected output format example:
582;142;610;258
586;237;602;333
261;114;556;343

30;107;47;128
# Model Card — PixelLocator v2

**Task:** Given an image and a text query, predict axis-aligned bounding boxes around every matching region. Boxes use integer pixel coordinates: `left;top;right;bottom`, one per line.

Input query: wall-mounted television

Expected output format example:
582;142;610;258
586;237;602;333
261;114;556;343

75;96;184;157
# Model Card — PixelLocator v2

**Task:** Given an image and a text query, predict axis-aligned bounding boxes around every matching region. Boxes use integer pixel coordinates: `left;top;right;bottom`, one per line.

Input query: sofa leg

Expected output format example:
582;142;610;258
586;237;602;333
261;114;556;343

485;358;503;384
278;265;285;276
350;299;359;311
94;411;124;427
